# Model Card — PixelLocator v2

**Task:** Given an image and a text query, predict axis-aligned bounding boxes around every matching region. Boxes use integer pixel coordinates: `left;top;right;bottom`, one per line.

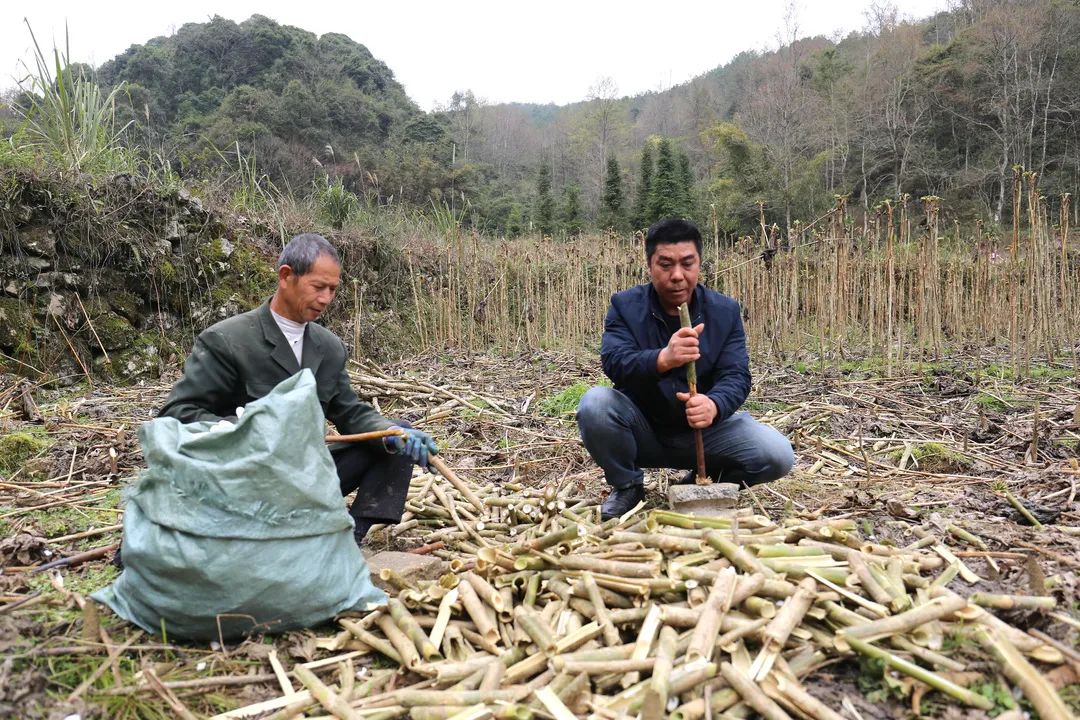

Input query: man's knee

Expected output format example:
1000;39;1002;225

758;431;795;482
576;386;619;430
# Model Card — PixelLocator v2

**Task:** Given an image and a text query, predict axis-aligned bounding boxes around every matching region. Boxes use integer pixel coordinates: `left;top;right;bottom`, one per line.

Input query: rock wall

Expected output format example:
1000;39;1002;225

0;171;275;383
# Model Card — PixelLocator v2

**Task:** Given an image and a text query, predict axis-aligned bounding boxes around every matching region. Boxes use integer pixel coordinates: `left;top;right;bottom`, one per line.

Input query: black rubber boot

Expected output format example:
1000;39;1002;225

600;485;645;521
352;518;375;547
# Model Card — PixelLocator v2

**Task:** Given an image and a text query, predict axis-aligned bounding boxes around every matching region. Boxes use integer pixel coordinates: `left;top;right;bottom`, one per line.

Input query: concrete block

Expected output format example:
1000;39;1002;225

667;483;740;517
365;551;445;592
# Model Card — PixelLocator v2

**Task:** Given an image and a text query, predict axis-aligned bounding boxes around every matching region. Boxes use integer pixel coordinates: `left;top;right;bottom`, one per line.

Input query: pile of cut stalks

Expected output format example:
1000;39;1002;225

217;471;1075;720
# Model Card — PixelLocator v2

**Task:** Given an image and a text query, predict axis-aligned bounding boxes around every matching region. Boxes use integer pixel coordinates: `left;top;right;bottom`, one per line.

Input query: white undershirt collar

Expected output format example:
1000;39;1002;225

270;308;307;365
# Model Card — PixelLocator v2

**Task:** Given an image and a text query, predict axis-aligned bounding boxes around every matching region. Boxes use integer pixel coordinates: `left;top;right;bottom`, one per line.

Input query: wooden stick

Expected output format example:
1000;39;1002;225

326;429;406;443
75;292;112;366
678;303;708;484
49;524;124;545
429;456;488;516
144;668;200;720
29;543;119;575
52;313;92;385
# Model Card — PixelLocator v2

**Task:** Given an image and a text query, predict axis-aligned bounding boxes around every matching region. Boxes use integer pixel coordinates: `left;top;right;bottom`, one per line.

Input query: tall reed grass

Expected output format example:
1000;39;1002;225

403;183;1078;376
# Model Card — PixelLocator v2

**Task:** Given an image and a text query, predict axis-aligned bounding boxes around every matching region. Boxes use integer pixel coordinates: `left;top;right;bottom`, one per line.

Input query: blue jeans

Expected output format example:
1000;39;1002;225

576;387;794;490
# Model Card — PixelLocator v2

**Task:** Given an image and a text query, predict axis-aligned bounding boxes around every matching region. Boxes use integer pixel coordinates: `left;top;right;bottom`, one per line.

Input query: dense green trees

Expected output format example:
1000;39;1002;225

96;14;448;207
629;137;696;229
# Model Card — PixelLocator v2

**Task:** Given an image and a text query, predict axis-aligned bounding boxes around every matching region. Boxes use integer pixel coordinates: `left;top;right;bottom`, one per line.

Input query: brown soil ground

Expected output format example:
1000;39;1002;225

1;350;1078;719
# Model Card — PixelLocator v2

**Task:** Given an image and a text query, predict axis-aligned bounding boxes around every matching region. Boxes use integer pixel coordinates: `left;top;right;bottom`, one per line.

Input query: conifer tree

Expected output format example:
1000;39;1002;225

600;156;624;231
535;164;555;236
677;151;694;218
633;142;654;230
506;204;523;237
562;184;583;237
647;137;681;220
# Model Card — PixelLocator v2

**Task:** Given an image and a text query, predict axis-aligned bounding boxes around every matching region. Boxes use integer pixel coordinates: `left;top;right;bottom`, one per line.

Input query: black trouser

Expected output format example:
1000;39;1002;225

330;420;413;527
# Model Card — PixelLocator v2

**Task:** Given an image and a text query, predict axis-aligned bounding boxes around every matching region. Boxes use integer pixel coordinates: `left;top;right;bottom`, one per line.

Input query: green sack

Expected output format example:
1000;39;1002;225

92;370;387;640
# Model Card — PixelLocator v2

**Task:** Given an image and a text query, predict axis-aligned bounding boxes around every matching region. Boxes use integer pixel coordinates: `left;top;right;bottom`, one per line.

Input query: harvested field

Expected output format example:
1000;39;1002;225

1;350;1078;719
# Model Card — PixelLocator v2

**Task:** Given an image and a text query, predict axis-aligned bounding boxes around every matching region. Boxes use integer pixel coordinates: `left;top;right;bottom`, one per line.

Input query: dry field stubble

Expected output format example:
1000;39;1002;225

0;345;1078;719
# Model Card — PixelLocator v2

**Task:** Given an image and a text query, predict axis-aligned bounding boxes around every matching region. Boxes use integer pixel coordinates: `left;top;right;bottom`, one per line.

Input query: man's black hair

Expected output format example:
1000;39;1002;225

277;233;341;275
644;219;703;261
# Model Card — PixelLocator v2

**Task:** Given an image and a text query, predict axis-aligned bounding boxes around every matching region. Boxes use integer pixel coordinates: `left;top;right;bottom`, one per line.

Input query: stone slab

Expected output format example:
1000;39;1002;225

666;482;740;517
364;551;446;592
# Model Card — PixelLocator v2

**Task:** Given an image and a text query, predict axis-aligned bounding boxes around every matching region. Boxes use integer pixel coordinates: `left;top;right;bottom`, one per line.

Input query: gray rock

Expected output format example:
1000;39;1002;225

89;312;138;352
113;341;160;380
667;483;740;517
46;292;67;317
218;237;235;258
33;272;80;290
0;298;33;351
18;256;52;272
365;551;445;592
165;218;182;241
18;226;56;257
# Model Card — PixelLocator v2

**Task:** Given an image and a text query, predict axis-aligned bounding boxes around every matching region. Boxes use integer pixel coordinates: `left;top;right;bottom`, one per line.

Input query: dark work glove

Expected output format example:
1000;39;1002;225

387;428;439;469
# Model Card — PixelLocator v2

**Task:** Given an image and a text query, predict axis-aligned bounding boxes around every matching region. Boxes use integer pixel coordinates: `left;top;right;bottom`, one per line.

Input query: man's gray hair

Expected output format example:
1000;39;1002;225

277;233;341;275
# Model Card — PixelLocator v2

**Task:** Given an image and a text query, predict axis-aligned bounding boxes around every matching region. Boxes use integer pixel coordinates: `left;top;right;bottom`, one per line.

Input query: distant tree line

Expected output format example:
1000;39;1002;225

464;0;1080;235
6;0;1079;237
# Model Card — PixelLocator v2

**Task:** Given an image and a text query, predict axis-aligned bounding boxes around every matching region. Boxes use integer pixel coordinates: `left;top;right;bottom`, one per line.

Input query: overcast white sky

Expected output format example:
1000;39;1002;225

3;1;950;110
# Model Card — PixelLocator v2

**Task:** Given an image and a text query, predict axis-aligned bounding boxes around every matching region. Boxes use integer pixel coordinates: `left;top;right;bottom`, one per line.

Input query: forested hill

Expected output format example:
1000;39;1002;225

470;1;1080;234
70;3;1080;236
97;15;437;194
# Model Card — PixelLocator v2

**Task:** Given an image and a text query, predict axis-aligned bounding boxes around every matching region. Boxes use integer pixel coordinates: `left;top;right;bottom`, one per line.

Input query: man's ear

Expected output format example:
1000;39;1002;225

277;264;294;285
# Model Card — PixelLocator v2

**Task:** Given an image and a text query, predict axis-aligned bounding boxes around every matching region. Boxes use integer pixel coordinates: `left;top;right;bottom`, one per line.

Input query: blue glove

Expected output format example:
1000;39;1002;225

387;428;439;468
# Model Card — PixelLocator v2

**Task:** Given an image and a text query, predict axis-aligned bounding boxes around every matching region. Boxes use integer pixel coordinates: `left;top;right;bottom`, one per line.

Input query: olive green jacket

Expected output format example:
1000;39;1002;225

158;300;392;435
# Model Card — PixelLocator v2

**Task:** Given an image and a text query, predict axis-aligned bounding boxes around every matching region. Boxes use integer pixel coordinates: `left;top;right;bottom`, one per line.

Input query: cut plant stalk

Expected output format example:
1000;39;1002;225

678;302;709;484
293;665;362;720
834;592;968;650
580;571;621;646
1002;489;1043;528
750;576;816;680
513;606;556;654
977;627;1074;720
970;592;1056;610
389;598;441;661
623;602;662;689
642;625;678;720
843;636;993;710
376;614;425;670
686;567;737;663
720;662;793;720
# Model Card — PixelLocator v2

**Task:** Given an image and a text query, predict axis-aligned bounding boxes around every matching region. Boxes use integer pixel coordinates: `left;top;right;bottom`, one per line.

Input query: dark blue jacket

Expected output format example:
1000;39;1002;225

600;283;751;434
